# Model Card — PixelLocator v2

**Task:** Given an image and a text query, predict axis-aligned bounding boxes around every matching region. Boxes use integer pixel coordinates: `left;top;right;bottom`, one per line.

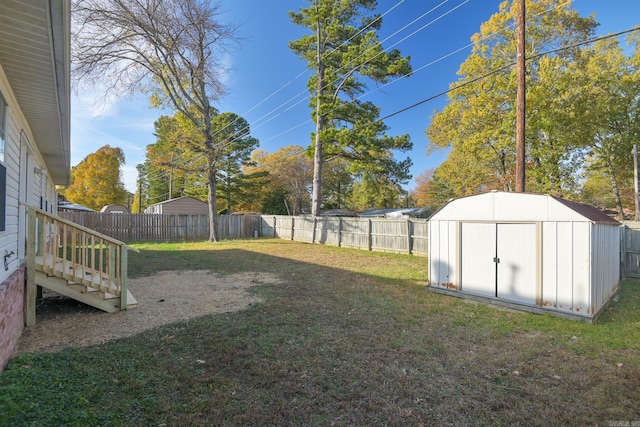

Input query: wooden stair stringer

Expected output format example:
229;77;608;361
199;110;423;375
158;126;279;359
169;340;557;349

34;271;138;312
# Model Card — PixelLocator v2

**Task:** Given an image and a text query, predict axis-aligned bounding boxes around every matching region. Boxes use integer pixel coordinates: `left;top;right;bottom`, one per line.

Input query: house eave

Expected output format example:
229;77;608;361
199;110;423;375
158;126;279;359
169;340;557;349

0;0;71;185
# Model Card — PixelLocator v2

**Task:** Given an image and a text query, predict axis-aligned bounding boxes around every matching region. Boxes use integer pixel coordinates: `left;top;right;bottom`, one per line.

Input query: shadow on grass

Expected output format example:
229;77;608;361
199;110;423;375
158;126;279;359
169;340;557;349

2;240;639;426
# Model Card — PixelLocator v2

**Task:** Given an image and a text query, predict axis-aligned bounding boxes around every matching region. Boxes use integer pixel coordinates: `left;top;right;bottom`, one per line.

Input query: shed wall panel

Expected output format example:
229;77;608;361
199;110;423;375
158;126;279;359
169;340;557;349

556;222;574;313
448;220;458;285
428;221;439;285
429;220;457;287
429;221;443;285
542;222;558;309
591;224;619;312
572;222;591;315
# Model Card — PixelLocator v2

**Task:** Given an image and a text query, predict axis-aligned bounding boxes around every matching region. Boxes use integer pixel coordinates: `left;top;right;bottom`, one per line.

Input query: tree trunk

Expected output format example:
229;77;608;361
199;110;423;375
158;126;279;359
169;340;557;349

311;19;325;217
607;161;625;219
208;166;219;242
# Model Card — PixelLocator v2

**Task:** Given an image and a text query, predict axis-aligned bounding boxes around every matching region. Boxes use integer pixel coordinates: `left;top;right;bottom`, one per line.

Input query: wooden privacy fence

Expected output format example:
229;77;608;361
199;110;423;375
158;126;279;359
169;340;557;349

260;215;429;256
59;212;260;242
59;212;428;254
621;223;640;278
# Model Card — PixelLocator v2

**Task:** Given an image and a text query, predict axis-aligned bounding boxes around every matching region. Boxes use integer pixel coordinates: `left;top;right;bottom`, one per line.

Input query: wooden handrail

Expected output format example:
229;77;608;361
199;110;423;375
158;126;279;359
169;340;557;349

22;204;138;251
25;204;136;324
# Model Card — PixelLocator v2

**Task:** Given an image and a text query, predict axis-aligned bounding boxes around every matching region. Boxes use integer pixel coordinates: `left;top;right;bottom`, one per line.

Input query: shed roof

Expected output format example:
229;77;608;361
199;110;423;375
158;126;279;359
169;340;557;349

429;191;620;225
550;196;620;225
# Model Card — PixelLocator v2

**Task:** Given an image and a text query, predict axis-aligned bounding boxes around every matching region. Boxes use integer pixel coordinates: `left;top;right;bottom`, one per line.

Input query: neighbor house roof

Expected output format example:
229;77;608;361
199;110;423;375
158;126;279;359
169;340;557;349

146;196;207;207
58;202;95;212
0;0;71;185
359;207;429;218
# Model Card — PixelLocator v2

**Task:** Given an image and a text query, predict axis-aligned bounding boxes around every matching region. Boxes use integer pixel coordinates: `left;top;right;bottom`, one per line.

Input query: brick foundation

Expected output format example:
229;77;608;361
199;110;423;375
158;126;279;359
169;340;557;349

0;266;25;371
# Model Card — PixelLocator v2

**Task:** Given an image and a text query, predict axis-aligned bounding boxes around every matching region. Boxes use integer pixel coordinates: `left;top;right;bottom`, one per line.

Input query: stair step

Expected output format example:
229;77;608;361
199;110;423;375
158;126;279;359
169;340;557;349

34;271;138;313
67;283;99;294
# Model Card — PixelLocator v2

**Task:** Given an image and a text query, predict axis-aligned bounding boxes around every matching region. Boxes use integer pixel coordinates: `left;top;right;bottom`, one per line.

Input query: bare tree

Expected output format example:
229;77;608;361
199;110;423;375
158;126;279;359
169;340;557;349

72;0;237;241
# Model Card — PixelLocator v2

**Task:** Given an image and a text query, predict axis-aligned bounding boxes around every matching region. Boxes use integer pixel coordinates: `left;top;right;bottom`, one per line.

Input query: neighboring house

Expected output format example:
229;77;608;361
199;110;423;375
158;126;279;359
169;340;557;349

57;193;95;212
58;201;96;213
101;204;130;214
359;207;430;218
319;209;356;217
144;196;209;215
0;1;135;372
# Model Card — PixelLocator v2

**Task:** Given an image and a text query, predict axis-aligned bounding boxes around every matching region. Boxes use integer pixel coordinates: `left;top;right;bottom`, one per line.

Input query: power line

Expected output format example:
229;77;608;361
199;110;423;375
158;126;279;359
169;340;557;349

377;25;640;122
237;25;640;183
141;1;619;199
139;0;444;188
138;0;513;191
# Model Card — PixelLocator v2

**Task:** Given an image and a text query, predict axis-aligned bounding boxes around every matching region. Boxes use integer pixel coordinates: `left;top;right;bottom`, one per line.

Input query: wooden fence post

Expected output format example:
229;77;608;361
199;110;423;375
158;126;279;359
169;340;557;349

273;216;277;238
367;219;372;251
312;217;317;244
407;219;412;255
337;217;342;248
621;225;627;280
291;217;295;241
120;246;128;310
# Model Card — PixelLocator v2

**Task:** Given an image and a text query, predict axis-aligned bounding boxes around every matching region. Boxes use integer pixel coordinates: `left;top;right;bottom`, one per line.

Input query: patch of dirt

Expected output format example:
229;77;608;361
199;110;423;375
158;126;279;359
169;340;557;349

13;270;281;356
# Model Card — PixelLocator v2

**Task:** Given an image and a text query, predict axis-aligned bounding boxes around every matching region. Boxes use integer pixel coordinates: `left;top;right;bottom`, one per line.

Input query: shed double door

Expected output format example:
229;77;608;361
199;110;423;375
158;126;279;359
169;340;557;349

460;222;537;305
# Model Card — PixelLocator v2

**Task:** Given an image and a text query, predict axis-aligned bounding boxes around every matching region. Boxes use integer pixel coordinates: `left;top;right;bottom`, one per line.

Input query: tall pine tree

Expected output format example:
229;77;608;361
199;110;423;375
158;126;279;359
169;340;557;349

290;0;413;215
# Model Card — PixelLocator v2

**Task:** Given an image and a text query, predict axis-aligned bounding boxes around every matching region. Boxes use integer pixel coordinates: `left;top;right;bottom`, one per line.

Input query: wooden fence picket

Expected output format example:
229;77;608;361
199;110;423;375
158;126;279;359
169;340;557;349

59;212;430;256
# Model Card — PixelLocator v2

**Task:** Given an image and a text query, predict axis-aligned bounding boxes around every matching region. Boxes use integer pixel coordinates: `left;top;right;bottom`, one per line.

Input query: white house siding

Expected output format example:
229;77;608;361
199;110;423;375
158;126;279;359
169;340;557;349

0;65;57;282
1;67;24;283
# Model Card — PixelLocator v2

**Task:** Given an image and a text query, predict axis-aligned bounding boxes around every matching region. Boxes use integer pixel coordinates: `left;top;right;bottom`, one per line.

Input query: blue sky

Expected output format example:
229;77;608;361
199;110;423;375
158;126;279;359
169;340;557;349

70;0;640;194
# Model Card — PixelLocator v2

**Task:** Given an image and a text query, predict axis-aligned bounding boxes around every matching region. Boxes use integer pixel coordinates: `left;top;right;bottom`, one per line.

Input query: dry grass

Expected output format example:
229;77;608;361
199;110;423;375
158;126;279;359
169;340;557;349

1;239;639;426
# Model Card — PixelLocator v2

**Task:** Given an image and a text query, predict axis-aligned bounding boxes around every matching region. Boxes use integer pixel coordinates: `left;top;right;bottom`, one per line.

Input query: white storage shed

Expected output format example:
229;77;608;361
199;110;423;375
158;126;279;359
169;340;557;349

428;191;620;321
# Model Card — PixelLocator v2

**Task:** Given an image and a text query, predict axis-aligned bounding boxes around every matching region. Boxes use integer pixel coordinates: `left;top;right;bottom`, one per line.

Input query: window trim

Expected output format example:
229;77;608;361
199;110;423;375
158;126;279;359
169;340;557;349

0;91;6;164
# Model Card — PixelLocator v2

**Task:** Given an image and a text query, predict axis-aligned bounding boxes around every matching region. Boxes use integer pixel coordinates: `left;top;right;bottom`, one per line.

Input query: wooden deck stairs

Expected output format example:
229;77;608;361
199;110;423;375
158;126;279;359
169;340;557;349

34;256;138;313
26;206;138;325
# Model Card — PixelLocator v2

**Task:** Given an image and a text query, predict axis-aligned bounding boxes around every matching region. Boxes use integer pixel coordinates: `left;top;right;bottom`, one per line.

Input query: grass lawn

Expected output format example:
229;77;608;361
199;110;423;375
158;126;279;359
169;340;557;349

1;239;639;426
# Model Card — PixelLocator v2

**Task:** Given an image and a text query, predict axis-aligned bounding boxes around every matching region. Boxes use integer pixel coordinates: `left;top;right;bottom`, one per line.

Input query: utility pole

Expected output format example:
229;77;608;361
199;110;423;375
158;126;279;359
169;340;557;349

515;0;526;192
633;144;639;221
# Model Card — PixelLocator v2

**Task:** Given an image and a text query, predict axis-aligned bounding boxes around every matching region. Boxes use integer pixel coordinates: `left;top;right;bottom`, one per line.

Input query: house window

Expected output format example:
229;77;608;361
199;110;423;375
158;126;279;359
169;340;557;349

0;164;5;231
0;91;6;231
0;91;6;164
